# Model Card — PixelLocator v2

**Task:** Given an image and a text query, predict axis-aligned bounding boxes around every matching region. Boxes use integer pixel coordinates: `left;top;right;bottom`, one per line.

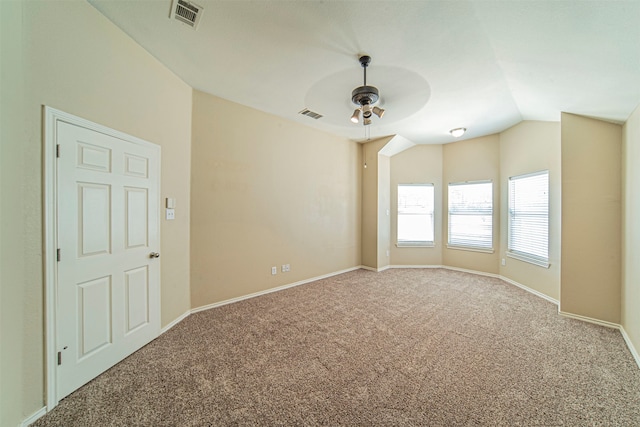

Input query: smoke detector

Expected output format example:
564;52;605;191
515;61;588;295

170;0;204;29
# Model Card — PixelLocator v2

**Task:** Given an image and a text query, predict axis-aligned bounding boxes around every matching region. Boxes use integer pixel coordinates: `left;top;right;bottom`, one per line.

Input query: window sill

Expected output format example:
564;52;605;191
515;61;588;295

506;251;550;268
396;242;435;248
446;245;494;254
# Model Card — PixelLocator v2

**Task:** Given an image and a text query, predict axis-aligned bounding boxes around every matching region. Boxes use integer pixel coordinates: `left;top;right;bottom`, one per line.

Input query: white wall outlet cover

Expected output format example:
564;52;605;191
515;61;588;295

166;208;175;220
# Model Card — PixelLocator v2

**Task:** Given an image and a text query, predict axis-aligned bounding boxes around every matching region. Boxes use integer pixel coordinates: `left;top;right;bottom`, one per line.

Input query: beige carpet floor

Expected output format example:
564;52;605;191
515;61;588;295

34;268;640;426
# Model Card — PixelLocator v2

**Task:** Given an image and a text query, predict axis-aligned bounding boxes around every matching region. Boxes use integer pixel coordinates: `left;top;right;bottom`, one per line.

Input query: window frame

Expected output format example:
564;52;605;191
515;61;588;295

396;183;435;248
507;170;550;268
447;180;494;253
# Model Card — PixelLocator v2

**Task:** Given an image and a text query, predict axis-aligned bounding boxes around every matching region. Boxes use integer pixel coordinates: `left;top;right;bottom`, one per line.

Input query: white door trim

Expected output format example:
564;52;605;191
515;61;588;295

43;106;161;410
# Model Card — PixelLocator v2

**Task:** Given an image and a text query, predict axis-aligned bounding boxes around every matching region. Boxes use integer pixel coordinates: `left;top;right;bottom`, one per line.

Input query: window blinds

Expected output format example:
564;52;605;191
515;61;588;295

508;171;549;265
448;181;493;250
397;184;434;245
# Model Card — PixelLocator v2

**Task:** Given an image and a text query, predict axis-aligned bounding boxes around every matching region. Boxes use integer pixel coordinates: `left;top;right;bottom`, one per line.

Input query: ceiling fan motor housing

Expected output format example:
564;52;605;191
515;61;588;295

352;85;380;107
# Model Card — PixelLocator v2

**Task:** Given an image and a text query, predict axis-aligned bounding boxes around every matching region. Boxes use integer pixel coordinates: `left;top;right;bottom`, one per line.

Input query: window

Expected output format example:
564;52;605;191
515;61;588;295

448;181;493;251
397;184;434;246
508;171;549;267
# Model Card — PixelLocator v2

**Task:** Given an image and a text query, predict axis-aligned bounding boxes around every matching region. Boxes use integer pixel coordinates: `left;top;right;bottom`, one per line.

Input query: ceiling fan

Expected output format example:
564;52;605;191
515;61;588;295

350;55;385;126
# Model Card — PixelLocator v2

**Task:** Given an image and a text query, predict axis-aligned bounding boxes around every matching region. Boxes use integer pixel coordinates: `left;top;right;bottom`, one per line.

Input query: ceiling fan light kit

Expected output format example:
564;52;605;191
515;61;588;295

351;55;385;125
372;106;385;118
350;109;361;123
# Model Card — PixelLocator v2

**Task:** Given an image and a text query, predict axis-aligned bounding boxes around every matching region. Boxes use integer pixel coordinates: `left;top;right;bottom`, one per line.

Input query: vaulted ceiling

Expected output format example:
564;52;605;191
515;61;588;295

89;0;640;144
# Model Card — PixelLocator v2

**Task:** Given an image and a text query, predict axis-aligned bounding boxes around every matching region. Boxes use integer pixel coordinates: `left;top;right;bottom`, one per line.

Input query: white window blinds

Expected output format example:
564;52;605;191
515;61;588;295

448;181;493;250
508;171;549;267
397;184;434;246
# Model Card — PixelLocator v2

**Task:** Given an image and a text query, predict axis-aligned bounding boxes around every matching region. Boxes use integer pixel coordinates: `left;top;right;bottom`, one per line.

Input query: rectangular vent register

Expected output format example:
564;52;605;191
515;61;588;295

298;108;323;120
170;0;204;29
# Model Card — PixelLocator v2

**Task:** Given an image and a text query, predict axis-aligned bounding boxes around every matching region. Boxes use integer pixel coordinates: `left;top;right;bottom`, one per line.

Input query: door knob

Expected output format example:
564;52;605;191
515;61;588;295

149;252;160;258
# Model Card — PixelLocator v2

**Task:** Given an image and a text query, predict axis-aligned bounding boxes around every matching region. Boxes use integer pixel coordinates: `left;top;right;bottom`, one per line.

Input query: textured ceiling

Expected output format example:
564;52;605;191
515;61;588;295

88;0;640;144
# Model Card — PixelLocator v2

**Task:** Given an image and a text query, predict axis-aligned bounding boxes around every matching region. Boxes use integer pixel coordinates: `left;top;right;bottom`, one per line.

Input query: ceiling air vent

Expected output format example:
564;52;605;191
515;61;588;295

299;108;323;120
170;0;204;29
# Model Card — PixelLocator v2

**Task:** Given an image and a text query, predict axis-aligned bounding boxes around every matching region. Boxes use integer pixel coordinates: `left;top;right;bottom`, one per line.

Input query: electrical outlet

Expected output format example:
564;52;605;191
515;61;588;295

501;258;506;266
166;209;175;220
285;264;290;272
271;266;277;275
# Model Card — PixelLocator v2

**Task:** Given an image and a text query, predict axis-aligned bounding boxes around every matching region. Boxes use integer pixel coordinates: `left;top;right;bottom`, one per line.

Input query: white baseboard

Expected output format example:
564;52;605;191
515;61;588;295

443;265;500;279
160;310;190;334
620;326;640;369
384;264;560;306
388;264;500;280
191;266;362;314
22;406;46;427
558;310;620;329
499;275;559;305
161;266;364;342
558;311;640;370
387;264;444;269
194;263;519;315
359;265;390;272
439;266;562;310
447;265;560;306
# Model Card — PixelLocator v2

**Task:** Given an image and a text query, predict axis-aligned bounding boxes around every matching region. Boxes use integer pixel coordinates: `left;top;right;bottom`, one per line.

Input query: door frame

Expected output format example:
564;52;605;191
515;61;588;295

43;106;161;410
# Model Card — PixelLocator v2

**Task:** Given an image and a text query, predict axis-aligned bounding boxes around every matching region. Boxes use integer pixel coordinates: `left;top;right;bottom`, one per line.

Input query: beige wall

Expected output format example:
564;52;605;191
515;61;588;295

622;103;640;357
1;1;27;424
390;145;443;265
361;137;393;269
499;121;561;300
377;154;391;269
561;113;621;323
443;135;500;274
0;1;192;425
190;90;361;307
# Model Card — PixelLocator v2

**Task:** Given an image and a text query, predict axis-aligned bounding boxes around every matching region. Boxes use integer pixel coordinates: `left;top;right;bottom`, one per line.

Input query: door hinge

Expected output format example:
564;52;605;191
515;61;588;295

56;144;60;158
57;248;61;262
57;351;62;365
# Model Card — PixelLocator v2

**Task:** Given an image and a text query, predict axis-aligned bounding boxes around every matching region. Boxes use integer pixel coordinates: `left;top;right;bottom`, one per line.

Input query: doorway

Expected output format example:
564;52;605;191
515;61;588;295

44;107;161;407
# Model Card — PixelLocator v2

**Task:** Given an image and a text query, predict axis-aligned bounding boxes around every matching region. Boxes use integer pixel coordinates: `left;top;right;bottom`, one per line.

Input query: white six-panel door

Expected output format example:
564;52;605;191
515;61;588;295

55;120;160;400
